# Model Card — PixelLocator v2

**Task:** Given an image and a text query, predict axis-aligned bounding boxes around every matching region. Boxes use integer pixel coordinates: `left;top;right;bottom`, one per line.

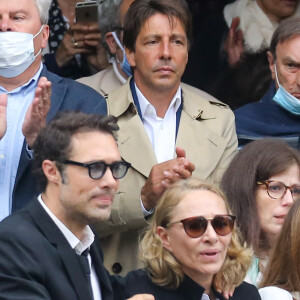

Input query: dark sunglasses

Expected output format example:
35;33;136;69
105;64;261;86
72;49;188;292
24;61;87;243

61;160;131;180
166;215;236;238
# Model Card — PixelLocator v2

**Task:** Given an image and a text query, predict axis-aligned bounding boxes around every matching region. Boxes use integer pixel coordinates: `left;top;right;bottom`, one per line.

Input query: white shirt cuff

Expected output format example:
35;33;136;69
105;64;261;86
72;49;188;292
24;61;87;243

140;196;154;217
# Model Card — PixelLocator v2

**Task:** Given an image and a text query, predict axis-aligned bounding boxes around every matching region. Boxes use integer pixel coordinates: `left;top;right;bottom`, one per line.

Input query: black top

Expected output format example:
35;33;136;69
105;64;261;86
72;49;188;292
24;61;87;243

116;268;261;300
0;200;115;300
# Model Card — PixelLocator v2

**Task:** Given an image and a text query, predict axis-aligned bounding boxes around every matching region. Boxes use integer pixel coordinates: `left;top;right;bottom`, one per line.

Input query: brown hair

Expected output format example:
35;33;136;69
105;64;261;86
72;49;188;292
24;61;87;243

33;111;118;192
123;0;192;52
221;138;300;253
260;200;300;292
140;178;252;290
270;16;300;60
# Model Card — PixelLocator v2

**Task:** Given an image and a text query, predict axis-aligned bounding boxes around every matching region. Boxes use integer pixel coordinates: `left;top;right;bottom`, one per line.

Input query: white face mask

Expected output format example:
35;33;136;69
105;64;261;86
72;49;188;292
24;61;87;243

0;26;44;78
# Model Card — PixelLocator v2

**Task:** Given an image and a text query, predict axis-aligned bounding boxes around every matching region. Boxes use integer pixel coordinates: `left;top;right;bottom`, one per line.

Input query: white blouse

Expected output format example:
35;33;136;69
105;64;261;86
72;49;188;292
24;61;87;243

259;286;300;300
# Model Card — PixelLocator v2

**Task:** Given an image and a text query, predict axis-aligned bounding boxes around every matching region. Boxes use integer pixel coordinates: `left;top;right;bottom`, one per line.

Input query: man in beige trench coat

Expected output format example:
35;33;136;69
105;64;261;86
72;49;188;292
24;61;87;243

96;0;238;276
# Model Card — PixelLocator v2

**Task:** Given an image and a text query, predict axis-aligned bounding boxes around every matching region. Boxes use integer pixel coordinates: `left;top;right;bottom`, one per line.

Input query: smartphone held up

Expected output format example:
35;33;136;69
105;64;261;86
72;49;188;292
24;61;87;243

75;1;98;24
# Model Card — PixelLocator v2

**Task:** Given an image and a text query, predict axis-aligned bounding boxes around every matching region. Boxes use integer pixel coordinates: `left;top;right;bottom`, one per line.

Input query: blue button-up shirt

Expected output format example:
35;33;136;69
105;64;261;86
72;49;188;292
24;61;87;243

0;65;42;221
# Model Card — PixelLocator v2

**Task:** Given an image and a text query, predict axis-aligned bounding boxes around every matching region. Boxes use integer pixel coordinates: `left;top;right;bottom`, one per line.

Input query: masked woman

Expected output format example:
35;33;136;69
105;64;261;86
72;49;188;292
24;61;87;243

115;178;261;300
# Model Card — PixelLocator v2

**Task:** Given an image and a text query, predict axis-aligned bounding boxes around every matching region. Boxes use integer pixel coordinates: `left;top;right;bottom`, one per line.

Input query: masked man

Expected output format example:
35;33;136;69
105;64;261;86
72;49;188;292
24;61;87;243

235;16;300;149
77;0;135;96
0;0;107;221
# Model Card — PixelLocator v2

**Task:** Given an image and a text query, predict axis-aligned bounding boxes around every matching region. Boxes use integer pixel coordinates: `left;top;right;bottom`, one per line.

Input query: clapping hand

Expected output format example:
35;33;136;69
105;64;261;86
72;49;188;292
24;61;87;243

0;93;7;140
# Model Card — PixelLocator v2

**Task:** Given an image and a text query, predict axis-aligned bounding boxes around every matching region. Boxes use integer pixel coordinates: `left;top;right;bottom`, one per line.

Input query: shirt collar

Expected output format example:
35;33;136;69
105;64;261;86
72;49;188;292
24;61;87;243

0;63;43;95
37;194;94;255
135;83;182;118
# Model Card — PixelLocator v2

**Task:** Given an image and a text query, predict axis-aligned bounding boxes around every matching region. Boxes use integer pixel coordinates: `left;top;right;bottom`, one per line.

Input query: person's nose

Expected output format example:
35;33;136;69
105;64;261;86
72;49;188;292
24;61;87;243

0;15;12;32
160;39;171;60
97;167;119;191
201;222;218;244
281;188;294;206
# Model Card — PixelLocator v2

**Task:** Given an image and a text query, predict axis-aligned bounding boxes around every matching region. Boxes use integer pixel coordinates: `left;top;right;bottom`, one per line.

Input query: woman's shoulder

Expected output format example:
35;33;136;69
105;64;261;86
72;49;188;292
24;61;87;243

259;286;293;300
122;269;159;294
231;281;261;299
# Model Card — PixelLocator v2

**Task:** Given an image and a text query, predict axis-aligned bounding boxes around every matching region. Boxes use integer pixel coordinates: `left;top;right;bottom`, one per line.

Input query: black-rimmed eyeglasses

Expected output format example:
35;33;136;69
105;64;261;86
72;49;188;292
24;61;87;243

61;160;131;180
257;180;300;201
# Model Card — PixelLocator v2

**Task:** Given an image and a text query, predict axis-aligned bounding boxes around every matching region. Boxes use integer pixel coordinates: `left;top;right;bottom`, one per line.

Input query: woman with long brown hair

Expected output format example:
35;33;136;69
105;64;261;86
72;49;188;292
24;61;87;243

259;200;300;300
221;138;300;286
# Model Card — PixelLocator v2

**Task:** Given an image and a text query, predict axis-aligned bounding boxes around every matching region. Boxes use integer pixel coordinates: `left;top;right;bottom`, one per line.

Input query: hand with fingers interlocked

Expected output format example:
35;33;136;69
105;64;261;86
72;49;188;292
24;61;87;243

141;147;195;211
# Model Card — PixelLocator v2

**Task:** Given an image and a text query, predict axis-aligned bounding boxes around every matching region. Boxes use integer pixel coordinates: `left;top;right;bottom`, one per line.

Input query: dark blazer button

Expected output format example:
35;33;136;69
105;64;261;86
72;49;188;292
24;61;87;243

112;262;122;274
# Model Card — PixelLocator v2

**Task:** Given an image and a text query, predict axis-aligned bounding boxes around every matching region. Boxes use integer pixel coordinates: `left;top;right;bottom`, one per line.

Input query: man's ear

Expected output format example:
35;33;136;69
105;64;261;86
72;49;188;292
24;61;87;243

267;50;276;81
41;24;50;49
42;160;61;185
157;226;173;253
125;47;136;67
106;32;118;55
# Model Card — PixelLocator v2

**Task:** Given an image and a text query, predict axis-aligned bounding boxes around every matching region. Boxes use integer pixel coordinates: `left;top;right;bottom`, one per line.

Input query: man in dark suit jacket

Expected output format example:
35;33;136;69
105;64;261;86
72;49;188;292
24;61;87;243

0;112;131;299
12;67;107;212
0;0;107;221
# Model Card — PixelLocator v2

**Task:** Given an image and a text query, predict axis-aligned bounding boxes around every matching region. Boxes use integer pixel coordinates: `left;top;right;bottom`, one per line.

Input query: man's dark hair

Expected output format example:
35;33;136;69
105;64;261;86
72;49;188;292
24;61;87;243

33;111;119;192
270;16;300;60
123;0;192;52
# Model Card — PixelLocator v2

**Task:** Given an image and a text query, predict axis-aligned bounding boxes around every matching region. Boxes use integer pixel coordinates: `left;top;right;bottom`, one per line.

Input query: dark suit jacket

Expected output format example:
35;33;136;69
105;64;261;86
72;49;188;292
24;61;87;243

116;269;261;300
0;199;116;300
12;67;107;212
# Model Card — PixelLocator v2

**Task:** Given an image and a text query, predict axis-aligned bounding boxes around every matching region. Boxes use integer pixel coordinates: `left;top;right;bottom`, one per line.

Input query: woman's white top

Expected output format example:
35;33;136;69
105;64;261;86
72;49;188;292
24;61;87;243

223;0;300;52
259;286;300;300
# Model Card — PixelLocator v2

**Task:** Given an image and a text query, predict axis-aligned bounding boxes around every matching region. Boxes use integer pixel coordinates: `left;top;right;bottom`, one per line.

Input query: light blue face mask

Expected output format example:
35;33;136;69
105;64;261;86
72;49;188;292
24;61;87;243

273;64;300;115
111;31;132;77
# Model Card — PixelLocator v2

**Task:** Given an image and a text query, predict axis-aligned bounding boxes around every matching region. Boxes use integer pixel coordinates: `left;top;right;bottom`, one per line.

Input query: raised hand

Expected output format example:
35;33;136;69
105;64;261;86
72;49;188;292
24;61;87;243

0;93;7;140
141;147;195;211
223;17;244;67
22;77;51;147
55;23;102;68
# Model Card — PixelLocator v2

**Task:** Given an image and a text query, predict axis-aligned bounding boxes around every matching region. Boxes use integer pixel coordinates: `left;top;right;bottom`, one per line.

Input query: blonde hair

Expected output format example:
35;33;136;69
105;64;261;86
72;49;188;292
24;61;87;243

140;178;252;289
260;200;300;292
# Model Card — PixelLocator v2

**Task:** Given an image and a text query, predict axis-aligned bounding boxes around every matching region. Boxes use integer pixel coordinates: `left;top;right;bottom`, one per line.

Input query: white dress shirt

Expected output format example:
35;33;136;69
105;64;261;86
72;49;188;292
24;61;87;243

38;195;102;300
135;83;182;163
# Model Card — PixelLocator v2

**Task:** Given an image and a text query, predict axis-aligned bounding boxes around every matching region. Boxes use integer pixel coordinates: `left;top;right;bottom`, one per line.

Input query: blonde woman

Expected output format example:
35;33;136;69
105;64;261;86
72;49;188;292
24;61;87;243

115;179;260;300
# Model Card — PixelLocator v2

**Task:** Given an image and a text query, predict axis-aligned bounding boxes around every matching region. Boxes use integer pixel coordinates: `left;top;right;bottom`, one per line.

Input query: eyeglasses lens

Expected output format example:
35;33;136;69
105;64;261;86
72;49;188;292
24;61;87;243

292;187;300;201
211;216;234;236
183;216;235;238
90;162;106;179
267;181;300;200
183;217;207;238
90;161;129;179
111;162;129;179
